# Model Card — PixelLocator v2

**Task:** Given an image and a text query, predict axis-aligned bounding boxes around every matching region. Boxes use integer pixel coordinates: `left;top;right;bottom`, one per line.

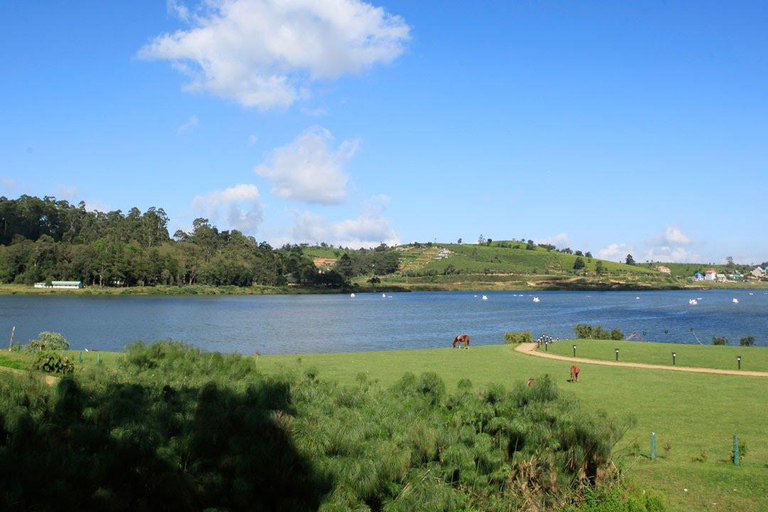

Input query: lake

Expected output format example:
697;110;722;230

1;289;766;354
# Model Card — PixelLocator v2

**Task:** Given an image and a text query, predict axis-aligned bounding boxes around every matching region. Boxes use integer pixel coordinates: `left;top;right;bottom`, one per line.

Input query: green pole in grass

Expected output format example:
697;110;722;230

78;351;83;363
733;435;740;466
97;354;101;365
651;432;657;460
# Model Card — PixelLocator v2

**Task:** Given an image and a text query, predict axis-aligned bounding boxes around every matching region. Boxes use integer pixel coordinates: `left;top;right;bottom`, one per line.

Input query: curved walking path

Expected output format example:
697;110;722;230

515;343;768;378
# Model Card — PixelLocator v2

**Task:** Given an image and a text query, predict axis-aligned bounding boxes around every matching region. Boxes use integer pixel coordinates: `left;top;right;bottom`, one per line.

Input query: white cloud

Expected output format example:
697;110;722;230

536;232;569;249
289;195;398;248
291;210;399;248
662;225;692;245
167;0;191;21
248;134;258;146
255;126;358;204
300;106;329;117
193;183;264;233
84;200;111;213
645;246;700;263
139;0;410;109
54;184;78;200
1;178;17;193
597;243;634;262
178;115;198;133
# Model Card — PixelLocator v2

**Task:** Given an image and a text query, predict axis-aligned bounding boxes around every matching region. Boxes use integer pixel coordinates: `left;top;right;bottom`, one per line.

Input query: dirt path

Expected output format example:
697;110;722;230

514;343;768;378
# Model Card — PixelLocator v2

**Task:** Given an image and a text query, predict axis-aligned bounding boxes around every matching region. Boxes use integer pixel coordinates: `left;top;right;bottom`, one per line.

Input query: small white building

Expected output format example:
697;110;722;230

34;281;83;289
704;269;717;282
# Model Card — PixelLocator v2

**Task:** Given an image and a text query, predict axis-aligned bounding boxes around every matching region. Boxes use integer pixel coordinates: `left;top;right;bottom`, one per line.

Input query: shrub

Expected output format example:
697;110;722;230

27;332;69;352
32;351;75;374
740;336;755;347
504;331;532;344
733;440;747;462
574;324;623;340
712;336;728;346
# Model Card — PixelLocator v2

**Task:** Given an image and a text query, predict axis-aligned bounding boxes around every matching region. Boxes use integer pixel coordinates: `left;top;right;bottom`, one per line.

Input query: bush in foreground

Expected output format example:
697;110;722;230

27;331;70;352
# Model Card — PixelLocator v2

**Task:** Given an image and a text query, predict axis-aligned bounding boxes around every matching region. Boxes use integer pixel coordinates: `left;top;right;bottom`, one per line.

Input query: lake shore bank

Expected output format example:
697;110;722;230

2;279;765;296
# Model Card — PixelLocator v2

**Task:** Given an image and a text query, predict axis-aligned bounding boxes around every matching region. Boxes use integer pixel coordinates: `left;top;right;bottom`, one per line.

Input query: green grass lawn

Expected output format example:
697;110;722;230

542;339;768;372
256;344;768;512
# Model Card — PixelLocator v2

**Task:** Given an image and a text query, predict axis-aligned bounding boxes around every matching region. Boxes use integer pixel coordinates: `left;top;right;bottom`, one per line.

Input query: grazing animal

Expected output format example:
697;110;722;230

570;365;580;383
453;334;470;349
526;378;535;388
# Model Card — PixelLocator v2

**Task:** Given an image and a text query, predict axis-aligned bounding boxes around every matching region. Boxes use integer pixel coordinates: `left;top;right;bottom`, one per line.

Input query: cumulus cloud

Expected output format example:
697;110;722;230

84;200;111;213
2;178;17;193
255;126;358;204
662;225;692;245
54;184;78;199
597;243;634;262
536;232;569;249
291;210;399;248
289;195;398;248
178;115;198;133
139;0;410;109
193;183;264;233
644;246;700;263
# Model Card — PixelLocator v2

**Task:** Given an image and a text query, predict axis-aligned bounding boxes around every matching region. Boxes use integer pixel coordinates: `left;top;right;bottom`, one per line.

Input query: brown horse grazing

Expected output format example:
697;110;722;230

452;334;470;349
570;365;580;383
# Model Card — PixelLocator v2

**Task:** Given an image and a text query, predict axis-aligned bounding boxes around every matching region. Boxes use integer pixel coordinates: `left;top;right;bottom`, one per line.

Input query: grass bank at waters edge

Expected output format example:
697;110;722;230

541;339;768;372
0;283;410;296
3;342;768;510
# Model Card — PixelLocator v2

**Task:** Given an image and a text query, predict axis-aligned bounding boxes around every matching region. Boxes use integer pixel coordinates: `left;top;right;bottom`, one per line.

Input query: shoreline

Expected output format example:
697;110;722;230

1;281;766;296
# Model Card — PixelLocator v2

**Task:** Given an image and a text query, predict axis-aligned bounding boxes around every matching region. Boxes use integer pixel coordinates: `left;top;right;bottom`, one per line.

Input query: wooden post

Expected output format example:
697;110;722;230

8;326;15;351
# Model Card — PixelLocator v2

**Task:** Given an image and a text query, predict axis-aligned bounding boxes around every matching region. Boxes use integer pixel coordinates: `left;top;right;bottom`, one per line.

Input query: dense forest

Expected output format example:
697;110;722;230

0;195;399;289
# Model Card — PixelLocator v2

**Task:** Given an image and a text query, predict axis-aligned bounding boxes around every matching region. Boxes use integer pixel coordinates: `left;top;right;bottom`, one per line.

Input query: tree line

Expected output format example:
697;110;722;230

0;195;399;288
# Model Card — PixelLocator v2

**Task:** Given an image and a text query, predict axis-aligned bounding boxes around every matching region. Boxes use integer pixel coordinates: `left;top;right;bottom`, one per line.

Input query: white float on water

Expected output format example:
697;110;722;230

350;293;356;298
689;299;698;305
732;298;739;304
482;295;488;301
533;297;540;303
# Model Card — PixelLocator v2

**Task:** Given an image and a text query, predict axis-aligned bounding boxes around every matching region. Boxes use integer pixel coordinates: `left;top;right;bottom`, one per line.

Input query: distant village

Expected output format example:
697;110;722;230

656;265;767;283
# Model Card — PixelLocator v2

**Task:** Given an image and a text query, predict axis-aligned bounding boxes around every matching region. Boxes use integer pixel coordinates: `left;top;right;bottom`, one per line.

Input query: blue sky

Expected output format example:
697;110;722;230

1;1;766;263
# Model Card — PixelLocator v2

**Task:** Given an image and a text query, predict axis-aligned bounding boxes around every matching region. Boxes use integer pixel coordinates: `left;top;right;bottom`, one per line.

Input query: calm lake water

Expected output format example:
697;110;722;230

1;290;766;354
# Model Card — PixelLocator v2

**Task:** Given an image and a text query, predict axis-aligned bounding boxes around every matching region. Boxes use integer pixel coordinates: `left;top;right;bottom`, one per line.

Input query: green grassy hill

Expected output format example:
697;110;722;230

297;242;768;292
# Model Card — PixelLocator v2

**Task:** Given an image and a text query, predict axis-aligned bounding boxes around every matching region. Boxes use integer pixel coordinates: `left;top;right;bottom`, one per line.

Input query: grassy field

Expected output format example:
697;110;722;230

255;343;768;512
542;339;768;372
4;340;768;511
